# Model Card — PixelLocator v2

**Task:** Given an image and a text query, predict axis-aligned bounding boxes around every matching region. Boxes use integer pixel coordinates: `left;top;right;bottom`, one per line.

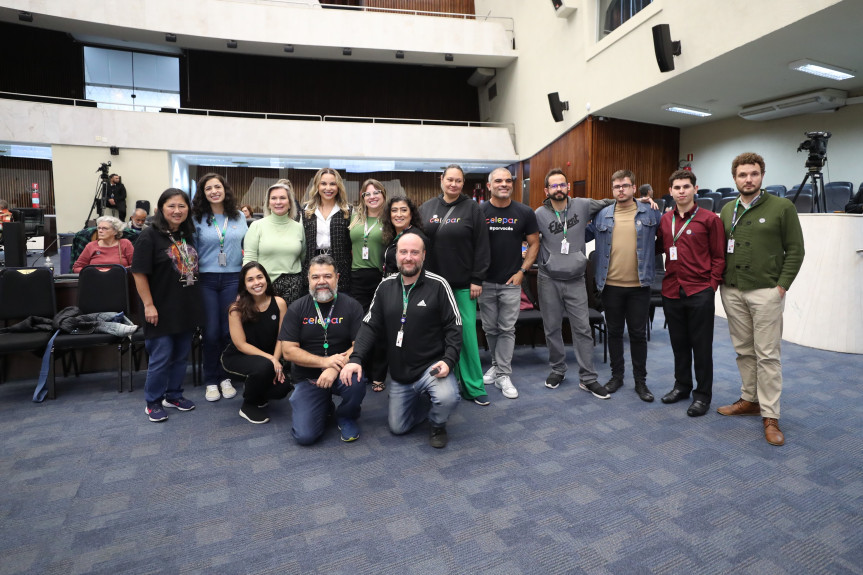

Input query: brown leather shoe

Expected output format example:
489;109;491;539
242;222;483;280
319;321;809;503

763;418;785;446
716;398;761;416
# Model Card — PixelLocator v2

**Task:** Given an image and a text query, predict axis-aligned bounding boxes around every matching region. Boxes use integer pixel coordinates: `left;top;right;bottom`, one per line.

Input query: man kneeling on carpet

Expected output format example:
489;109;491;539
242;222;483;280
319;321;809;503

340;233;462;449
280;254;366;444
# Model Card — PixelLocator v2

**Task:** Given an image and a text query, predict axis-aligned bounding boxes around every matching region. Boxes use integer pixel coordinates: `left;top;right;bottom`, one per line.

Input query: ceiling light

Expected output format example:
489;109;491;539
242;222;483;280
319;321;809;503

227;40;238;49
445;53;454;62
395;50;404;59
284;44;294;53
789;59;855;81
662;104;712;117
343;48;352;56
18;11;33;22
165;33;177;42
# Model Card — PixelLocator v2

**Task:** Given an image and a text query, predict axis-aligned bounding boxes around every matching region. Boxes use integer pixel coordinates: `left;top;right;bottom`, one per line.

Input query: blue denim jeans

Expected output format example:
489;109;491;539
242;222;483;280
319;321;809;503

288;373;365;445
388;369;460;434
143;331;194;403
199;272;239;386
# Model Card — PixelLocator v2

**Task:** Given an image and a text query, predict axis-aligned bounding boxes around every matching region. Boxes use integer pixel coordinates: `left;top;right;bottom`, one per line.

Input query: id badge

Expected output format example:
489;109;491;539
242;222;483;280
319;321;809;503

727;239;735;254
218;252;227;266
669;246;678;261
560;239;569;255
396;329;404;348
362;246;369;260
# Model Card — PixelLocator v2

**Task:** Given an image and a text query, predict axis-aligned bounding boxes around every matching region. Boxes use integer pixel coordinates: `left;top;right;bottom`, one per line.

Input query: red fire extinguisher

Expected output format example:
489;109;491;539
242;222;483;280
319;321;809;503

31;183;40;208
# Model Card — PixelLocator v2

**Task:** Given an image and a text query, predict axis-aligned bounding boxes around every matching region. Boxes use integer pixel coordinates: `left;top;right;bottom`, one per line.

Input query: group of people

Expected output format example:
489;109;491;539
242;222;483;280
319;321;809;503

126;152;803;450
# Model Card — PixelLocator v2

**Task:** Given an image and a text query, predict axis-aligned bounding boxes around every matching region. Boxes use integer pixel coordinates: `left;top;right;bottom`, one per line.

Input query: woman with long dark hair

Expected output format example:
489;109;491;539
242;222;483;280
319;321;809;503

418;164;491;406
243;179;306;304
301;168;352;294
221;262;290;424
191;173;248;403
381;195;428;277
132;188;203;422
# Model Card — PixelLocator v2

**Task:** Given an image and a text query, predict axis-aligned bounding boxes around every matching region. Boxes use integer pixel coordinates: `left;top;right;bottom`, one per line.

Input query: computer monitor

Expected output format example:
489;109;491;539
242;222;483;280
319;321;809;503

11;208;44;238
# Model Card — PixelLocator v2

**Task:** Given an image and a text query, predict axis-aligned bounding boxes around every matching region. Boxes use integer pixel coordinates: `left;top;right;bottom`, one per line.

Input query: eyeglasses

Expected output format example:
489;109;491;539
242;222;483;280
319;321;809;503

362;190;383;198
97;226;113;231
612;183;633;191
547;183;568;190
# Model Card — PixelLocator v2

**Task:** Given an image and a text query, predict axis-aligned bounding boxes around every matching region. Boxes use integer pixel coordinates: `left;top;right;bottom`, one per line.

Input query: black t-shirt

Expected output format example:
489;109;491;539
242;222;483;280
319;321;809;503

481;200;538;285
280;293;363;381
130;226;203;338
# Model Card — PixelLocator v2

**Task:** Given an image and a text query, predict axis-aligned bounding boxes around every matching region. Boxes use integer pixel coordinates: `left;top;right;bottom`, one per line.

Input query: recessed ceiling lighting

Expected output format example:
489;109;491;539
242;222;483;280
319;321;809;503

789;59;855;81
662;103;712;117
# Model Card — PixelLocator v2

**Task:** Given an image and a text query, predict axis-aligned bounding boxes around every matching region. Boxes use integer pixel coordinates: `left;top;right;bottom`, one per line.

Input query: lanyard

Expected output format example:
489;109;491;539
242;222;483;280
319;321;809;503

730;192;762;236
312;295;337;355
211;214;229;251
671;207;699;245
554;199;569;238
400;276;417;329
168;233;194;270
362;217;378;247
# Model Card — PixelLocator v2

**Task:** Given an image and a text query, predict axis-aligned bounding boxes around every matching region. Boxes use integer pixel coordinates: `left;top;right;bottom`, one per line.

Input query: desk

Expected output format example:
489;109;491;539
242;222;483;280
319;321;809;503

716;213;863;354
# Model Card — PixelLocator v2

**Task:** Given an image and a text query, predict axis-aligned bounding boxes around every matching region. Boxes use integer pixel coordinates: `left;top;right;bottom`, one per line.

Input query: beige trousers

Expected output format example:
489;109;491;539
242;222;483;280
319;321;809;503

719;285;785;418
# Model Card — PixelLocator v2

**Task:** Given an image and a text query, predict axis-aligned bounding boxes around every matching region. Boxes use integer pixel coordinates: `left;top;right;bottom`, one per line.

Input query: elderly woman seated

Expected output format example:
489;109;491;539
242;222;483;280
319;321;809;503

72;215;135;272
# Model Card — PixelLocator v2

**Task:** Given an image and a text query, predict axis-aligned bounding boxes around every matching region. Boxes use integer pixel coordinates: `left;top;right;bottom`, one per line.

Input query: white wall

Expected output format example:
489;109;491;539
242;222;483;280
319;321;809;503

52;145;170;233
475;0;843;158
680;104;863;191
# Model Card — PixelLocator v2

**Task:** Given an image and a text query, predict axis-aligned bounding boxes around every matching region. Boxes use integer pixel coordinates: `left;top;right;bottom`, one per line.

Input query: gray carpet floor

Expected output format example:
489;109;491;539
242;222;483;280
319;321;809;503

1;310;861;575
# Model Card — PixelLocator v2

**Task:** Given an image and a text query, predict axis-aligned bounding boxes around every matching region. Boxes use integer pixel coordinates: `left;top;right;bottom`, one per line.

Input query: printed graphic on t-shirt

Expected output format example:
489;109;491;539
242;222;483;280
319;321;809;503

547;214;579;235
166;243;199;277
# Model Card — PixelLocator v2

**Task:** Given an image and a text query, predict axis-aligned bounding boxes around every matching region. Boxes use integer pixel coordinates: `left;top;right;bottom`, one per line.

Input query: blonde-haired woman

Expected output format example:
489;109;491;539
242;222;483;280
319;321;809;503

73;215;134;272
301;168;352;294
243;179;306;305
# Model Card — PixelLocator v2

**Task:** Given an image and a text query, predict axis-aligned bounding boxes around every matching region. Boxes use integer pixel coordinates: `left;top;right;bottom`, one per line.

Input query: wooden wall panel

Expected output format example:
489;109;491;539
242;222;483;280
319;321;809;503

184;51;479;121
364;0;475;16
0;23;84;99
0;157;55;214
522;122;589;209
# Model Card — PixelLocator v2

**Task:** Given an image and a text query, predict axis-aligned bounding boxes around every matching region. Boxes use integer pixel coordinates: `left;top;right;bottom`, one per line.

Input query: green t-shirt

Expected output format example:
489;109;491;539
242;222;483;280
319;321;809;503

349;215;384;271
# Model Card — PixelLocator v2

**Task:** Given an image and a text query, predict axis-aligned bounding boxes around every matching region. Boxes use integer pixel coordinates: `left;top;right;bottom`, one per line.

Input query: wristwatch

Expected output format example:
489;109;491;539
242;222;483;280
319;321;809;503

519;267;528;274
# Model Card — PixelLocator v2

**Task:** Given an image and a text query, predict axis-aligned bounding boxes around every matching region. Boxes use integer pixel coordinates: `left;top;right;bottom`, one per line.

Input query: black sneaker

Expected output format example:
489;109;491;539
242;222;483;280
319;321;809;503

579;381;610;399
605;378;624;394
429;425;448;448
239;403;270;424
545;372;565;389
635;382;655;402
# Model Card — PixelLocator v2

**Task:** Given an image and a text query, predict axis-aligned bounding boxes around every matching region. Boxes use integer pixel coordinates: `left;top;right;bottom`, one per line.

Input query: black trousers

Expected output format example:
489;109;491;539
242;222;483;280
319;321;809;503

221;351;291;406
351;267;388;383
662;287;715;403
602;285;651;383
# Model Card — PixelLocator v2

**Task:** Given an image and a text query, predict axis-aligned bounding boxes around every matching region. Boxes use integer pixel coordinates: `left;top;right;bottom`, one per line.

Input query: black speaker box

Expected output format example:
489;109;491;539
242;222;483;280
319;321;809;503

2;222;27;267
652;24;680;73
548;92;568;123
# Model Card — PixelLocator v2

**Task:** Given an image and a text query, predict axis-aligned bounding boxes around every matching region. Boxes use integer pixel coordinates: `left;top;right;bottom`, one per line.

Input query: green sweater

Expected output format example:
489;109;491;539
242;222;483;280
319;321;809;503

242;213;306;277
719;191;804;291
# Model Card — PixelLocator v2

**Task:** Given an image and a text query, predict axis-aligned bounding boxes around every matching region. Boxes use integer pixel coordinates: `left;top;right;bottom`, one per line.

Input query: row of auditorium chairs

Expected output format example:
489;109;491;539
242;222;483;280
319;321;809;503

688;181;860;213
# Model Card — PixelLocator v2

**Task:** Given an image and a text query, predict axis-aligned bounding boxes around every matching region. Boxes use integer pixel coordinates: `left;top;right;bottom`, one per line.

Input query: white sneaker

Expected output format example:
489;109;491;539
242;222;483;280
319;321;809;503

483;366;497;385
495;375;519;399
220;379;237;399
205;384;220;402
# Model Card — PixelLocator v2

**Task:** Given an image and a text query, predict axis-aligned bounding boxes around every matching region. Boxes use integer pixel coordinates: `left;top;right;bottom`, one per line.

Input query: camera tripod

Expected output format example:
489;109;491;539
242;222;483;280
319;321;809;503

790;166;826;213
85;173;108;228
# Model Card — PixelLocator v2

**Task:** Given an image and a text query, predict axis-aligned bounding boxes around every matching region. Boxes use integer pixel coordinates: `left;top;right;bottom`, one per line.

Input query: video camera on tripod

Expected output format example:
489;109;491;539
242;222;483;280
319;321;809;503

797;131;830;171
84;161;113;227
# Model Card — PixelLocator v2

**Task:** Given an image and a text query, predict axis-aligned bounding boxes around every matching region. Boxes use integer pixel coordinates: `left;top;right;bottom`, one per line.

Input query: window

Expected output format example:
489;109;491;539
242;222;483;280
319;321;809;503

599;0;653;38
84;47;180;111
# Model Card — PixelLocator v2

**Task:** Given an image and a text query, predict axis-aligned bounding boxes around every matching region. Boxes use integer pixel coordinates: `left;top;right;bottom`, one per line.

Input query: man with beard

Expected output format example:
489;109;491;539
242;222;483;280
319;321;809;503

340;233;462;448
716;153;804;446
107;173;127;222
280;254;365;445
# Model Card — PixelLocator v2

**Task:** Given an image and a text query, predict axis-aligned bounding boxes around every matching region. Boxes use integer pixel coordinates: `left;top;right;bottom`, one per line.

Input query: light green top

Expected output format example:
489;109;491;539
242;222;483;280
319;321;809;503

242;213;306;277
349;215;384;271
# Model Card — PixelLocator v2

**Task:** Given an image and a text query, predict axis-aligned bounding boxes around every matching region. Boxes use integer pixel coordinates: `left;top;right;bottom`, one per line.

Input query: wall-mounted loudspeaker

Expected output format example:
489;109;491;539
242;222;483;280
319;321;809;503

551;0;576;18
652;24;681;73
547;92;569;123
110;146;120;155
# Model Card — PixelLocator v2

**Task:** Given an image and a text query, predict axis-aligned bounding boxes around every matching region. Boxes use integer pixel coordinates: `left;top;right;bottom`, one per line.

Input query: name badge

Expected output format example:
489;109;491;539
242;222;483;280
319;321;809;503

727;239;735;253
395;330;404;348
362;246;369;260
560;239;569;255
218;252;227;266
669;246;678;261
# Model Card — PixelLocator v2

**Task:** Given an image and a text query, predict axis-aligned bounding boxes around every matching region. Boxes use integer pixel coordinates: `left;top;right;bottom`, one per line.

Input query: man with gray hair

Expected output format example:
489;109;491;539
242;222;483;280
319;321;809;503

479;167;539;399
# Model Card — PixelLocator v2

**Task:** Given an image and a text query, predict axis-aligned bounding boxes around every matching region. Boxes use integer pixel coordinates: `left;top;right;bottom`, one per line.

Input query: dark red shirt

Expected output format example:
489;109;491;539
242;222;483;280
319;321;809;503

656;205;726;298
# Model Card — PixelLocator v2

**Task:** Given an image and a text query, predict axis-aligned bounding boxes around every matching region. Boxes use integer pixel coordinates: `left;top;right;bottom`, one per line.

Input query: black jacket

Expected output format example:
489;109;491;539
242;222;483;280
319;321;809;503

350;268;461;383
418;194;490;289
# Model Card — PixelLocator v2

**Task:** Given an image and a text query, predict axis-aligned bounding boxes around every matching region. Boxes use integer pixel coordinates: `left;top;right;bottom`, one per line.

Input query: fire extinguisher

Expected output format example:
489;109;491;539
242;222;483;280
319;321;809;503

31;183;40;208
